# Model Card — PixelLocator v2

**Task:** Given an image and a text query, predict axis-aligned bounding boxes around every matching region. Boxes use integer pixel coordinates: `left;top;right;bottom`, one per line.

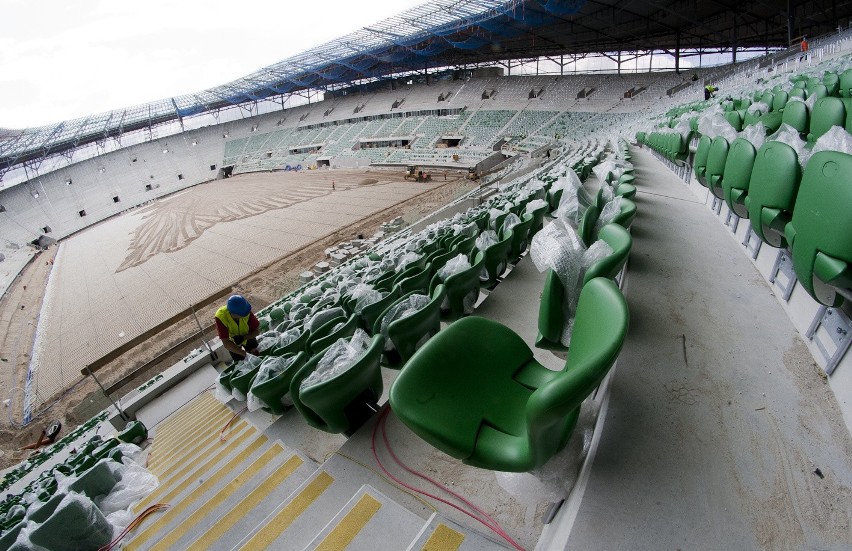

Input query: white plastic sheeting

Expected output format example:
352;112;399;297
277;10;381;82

300;329;371;390
378;294;431;350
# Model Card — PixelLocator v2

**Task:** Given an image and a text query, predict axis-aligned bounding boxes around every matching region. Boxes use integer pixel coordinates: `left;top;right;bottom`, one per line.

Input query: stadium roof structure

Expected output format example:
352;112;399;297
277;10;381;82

1;0;850;182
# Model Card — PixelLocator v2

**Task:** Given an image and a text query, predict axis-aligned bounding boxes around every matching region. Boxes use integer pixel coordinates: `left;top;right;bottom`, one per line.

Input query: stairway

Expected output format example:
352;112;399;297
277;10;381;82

123;392;515;551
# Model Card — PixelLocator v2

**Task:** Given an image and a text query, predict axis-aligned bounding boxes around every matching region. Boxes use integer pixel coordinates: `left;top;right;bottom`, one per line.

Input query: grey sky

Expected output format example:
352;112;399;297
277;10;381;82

0;0;425;129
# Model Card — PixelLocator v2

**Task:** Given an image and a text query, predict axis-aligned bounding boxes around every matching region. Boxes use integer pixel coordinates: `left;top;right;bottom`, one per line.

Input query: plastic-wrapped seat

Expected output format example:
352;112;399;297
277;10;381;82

807;97;846;145
249;352;309;414
389;278;629;472
479;229;514;288
527;201;549;238
723;110;743;131
505;213;535;264
431;251;485;321
744;141;802;247
291;334;385;435
706;136;731;199
374;285;446;369
840;68;852;98
612;198;637;230
393;262;432;295
536;224;632;351
721;137;758;218
308;313;359;354
823;71;840;96
693;135;712;187
784;151;852;306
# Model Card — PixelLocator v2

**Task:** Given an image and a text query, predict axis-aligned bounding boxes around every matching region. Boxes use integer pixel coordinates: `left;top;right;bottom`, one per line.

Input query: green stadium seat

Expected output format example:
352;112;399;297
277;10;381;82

706;137;731;200
308;313;359;354
612;198;637;230
723;110;743;131
478;229;514;288
693;135;712;187
744;141;802;247
536;224;632;352
721;137;757;218
291;334;385;434
784;151;852;306
374;285;446;369
430;251;485;321
505;213;535;264
249;352;309;414
393;262;432;295
807;97;846;145
839;68;852;98
389;278;629;472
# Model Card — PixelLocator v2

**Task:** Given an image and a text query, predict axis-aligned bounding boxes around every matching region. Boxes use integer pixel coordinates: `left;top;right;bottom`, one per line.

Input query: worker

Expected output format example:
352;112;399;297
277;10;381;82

215;295;260;362
800;36;809;60
704;84;717;101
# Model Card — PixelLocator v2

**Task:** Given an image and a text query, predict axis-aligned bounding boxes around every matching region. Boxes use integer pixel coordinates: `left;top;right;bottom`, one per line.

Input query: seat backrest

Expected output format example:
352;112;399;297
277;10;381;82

761;90;775;107
693;135;712;186
308;313;359;355
746;141;802;247
383;285;446;366
787;151;852;306
789;87;806;100
359;288;401;331
809;84;828;101
840;68;852;98
808;96;846;144
721;137;757;218
525;278;628;465
612;198;637;230
584;223;632;282
781;100;809;134
537;270;565;345
578;202;601;247
706;137;731;199
823;72;840;96
723;110;743;131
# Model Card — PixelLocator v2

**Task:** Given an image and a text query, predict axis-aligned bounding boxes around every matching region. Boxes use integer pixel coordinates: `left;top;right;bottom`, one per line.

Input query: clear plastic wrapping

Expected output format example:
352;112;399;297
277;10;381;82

738;122;766;150
395;251;422;271
501;213;522;232
698;111;738;142
353;287;386;314
231;354;263;401
488;208;508;230
595;197;623;234
768;123;809;166
746;101;769;114
379;294;431;350
277;328;302;348
437;254;471;281
95;457;159;519
300;329;371;390
810;125;852;159
257;331;280;354
305;307;345;333
524;198;548;216
475;230;498;252
558;240;614;345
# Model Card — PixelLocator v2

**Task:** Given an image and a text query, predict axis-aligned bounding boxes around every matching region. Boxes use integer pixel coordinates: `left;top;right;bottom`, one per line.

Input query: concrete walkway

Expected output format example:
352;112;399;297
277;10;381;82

566;147;852;549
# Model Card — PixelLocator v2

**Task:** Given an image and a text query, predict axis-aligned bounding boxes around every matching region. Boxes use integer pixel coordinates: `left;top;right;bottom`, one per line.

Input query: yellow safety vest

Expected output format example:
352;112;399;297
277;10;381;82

215;306;249;343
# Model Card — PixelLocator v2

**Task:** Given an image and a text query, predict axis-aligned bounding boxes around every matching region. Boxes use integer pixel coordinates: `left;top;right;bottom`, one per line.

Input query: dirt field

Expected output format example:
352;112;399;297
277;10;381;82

0;167;476;470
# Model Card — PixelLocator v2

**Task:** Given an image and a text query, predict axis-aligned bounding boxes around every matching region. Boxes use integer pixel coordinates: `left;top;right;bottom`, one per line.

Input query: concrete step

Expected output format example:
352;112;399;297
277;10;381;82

303;485;428;551
406;515;516;551
125;439;315;551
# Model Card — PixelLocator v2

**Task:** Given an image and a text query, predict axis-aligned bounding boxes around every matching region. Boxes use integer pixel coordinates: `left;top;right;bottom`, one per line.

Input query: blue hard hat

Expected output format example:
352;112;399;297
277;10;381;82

226;295;251;317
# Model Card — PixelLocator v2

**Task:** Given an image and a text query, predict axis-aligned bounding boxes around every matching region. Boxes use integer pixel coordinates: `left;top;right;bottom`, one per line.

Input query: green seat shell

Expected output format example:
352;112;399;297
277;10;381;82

527;203;549;238
840;68;852;98
431;251;485;321
389;278;629;472
307;313;359;354
611;198;637;231
807;96;846;145
478;229;514;288
393;262;432;296
693;136;712;187
721;138;758;218
547;187;564;213
823;72;840;97
784;151;852;306
706;137;731;200
271;327;311;356
744;141;802;248
782;100;810;135
249;352;309;414
290;335;385;434
772;90;789;112
616;183;636;200
358;288;401;331
723;110;743;131
374;285;446;369
536;224;632;352
505;213;535;263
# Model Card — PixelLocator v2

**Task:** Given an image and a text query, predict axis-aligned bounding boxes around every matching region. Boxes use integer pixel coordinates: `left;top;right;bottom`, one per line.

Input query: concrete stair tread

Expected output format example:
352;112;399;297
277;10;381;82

406;515;516;551
304;485;429;551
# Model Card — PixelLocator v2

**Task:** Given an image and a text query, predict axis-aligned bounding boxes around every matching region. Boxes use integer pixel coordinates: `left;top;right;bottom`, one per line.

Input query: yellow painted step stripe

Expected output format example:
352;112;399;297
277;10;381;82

149;404;231;469
152;398;222;444
239;472;335;550
150;415;245;480
153;393;217;437
127;433;269;549
149;421;251;486
133;423;256;513
148;407;235;472
150;402;230;456
145;445;292;551
421;524;466;551
314;494;382;551
184;452;304;551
